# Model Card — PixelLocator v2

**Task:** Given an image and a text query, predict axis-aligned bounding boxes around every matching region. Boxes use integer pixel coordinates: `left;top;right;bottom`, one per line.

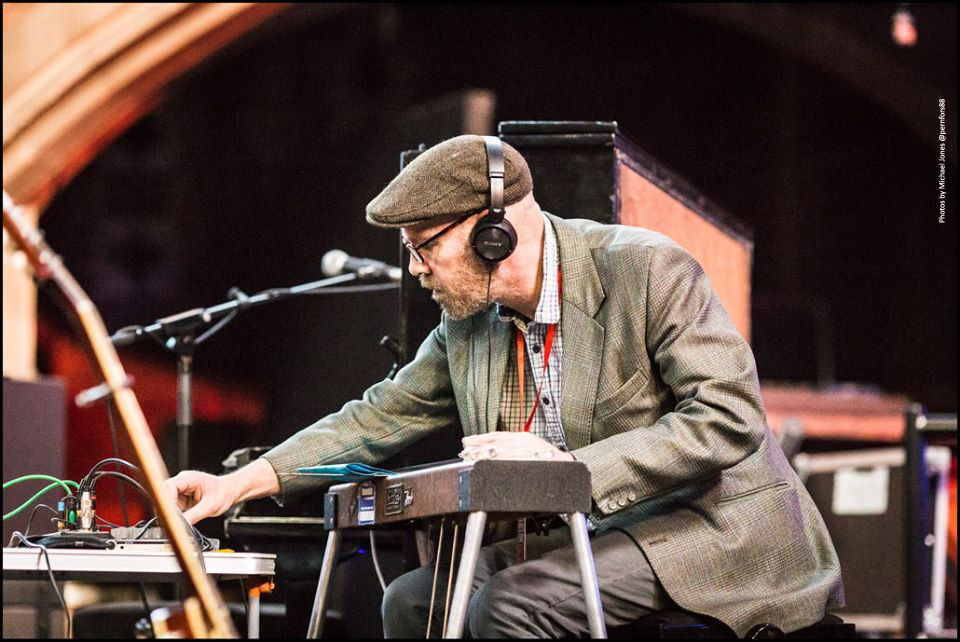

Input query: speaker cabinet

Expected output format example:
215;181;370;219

2;377;67;545
499;121;753;341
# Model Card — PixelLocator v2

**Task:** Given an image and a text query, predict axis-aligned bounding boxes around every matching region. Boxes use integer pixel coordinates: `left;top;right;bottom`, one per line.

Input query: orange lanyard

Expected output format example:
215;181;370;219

516;268;562;432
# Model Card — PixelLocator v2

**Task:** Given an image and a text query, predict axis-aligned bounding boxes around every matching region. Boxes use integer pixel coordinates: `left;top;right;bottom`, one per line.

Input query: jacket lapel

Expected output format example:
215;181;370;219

549;214;606;451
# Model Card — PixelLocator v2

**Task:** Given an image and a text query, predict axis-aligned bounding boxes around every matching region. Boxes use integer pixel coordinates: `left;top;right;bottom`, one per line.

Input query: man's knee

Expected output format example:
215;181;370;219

468;572;538;638
382;566;435;637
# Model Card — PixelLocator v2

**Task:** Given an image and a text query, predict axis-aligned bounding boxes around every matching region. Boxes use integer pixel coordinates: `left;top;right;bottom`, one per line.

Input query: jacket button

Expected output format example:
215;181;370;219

627;492;636;502
607;502;618;512
618;497;629;507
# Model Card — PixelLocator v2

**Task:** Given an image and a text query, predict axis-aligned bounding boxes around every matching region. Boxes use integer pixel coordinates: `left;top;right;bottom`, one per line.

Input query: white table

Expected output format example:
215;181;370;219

3;546;275;637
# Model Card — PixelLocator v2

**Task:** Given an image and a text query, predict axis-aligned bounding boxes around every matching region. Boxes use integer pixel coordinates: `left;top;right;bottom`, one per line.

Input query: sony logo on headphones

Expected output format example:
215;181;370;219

482;241;504;247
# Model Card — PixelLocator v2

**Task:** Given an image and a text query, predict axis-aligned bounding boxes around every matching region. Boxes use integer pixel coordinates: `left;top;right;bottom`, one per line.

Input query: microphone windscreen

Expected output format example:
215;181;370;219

321;249;348;277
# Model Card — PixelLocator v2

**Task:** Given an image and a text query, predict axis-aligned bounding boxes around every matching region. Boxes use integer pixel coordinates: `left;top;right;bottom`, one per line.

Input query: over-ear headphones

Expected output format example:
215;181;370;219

471;136;517;262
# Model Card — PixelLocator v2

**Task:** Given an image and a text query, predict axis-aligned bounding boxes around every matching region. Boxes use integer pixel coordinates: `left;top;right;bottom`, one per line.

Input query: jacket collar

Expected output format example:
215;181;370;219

546;212;605;319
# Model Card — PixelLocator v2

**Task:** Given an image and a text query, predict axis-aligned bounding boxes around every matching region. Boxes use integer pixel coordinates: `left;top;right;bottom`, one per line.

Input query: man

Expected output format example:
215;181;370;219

165;135;844;638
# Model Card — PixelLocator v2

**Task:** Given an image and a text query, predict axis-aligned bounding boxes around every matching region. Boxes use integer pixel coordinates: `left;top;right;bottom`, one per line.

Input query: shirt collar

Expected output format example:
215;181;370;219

497;212;561;326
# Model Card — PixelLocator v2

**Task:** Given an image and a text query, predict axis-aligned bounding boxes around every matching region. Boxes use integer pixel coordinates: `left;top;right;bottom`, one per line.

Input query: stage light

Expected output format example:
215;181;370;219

892;4;917;47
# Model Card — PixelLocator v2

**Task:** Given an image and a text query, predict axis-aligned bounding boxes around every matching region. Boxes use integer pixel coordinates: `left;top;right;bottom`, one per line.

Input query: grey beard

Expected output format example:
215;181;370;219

419;265;492;321
436;290;490;320
423;281;490;320
418;243;493;320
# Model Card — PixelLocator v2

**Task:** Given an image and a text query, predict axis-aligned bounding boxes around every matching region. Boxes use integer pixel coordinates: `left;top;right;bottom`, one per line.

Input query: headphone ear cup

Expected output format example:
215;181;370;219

472;218;517;262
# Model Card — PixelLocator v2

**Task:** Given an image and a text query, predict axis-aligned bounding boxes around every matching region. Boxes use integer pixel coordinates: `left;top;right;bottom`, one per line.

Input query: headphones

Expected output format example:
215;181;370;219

470;136;517;262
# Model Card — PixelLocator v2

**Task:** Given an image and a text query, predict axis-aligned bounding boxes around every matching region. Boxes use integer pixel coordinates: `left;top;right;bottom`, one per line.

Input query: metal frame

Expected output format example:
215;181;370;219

903;404;957;638
307;511;607;639
2;548;275;638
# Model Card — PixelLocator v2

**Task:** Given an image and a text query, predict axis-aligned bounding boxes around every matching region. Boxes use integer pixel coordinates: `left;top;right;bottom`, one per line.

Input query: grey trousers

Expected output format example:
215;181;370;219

381;522;674;638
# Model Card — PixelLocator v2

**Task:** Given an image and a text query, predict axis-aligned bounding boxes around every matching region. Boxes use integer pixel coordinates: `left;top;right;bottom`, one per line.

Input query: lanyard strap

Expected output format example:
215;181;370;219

516;268;562;433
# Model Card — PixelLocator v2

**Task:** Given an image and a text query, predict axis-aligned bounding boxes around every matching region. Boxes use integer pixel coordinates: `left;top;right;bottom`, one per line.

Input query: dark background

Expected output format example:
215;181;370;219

38;4;957;462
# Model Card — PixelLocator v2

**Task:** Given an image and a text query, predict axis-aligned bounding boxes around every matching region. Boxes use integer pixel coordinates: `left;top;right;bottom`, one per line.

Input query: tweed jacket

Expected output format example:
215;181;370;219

262;213;844;637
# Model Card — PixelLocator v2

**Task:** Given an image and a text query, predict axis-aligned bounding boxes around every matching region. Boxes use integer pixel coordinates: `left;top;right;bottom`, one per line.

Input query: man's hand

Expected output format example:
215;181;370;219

163;470;239;525
460;432;575;461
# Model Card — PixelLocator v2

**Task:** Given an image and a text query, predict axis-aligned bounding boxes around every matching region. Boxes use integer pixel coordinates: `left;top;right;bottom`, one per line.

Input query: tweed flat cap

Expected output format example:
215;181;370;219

366;135;533;228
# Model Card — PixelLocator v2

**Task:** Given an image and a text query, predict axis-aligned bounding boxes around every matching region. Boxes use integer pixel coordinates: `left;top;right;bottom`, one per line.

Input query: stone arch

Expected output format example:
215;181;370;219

3;3;290;377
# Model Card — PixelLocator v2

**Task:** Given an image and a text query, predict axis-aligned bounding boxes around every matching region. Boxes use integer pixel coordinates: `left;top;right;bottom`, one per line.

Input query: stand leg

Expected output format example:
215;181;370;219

568;512;607;639
443;512;487;638
307;529;342;638
248;588;260;639
176;353;193;474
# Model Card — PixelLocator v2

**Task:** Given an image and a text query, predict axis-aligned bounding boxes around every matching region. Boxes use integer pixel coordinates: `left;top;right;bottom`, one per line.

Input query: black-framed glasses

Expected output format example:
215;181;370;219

402;210;476;264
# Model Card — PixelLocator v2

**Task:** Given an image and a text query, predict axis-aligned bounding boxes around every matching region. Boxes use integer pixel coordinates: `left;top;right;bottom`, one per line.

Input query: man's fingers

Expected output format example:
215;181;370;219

174;484;201;511
181;506;202;525
165;474;208;512
181;496;214;525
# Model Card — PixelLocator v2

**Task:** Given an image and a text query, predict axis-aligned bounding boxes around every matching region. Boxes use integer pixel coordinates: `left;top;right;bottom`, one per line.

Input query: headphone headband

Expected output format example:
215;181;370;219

471;136;517;262
483;136;505;219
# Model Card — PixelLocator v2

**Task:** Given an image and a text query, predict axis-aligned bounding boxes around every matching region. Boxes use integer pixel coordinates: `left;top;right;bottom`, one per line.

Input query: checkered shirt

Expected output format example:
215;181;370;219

496;214;567;451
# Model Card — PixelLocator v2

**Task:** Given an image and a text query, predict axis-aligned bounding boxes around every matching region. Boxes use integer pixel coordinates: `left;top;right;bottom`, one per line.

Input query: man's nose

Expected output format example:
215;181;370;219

408;254;430;278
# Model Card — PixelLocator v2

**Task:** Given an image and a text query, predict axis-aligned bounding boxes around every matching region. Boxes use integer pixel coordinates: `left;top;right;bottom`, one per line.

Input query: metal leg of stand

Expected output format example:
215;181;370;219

248;589;260;639
568;512;607;639
307;529;342;638
443;511;487;638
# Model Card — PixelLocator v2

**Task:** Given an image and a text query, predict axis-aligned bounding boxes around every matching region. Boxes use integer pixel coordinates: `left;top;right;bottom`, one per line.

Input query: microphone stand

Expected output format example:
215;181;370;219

111;272;396;473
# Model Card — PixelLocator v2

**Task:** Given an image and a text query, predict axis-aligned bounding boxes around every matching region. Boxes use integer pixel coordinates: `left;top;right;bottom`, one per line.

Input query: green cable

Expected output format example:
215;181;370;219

3;482;65;521
4;475;78;495
3;476;80;521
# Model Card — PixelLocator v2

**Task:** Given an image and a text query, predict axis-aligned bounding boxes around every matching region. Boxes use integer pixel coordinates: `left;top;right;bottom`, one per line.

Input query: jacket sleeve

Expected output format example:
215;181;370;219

571;244;767;517
261;316;457;505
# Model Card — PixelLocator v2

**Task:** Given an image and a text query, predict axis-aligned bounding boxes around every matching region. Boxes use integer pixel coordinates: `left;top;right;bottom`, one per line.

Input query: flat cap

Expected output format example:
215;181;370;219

366;135;533;228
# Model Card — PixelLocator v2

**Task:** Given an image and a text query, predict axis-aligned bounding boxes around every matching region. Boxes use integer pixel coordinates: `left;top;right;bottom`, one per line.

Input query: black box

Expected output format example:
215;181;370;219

793;446;952;636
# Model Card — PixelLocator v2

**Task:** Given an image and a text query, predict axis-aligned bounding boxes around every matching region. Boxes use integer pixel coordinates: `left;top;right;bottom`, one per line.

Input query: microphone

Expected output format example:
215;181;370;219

321;249;403;282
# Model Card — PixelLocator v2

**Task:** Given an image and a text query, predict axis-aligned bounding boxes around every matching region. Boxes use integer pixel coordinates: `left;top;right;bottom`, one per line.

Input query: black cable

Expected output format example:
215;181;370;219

186;516;210;571
9;531;71;639
83;457;140;478
95;514;123;529
485;268;494;432
80;457;140;490
127;503;210;558
138;583;156;638
88;471;157;541
83;457;145;530
89;471;154;511
22;504;59;539
133;517;160;540
238;579;249;616
191;521;215;553
81;457;140;527
194;308;239;346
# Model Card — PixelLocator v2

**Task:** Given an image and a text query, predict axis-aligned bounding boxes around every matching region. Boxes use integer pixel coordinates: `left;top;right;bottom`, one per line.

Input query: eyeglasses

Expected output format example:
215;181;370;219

402;210;476;264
